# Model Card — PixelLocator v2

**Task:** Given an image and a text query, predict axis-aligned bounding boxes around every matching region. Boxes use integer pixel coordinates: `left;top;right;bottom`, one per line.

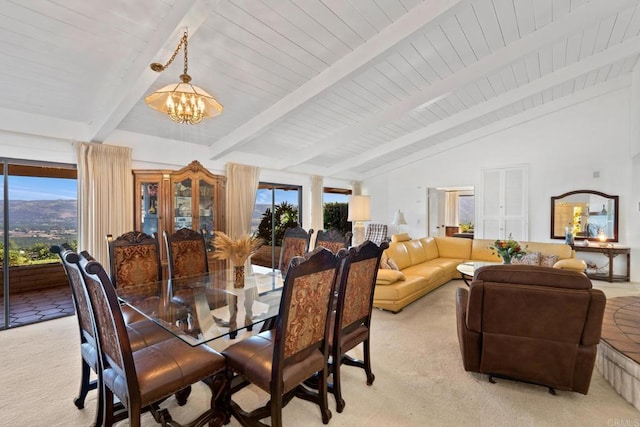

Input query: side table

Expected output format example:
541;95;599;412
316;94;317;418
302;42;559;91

571;244;630;282
456;261;502;285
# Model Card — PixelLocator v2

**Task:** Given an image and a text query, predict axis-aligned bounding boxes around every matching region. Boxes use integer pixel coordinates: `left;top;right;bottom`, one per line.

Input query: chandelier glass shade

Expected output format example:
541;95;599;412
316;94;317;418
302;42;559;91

144;78;223;124
145;30;222;124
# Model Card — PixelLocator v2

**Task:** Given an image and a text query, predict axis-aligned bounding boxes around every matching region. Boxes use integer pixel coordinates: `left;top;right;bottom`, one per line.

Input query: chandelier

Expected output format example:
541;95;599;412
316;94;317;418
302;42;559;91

145;30;223;124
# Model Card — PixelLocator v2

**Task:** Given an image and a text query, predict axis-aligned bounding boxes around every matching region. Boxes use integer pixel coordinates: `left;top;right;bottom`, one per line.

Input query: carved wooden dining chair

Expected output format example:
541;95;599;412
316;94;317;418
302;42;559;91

78;250;228;427
50;244;177;426
278;225;313;278
106;231;162;288
329;240;387;412
314;228;352;254
164;227;209;279
222;247;340;427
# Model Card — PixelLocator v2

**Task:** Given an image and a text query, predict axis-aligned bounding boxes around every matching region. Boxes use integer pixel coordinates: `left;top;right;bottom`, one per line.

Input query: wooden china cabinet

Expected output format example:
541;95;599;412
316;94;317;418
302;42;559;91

133;160;226;272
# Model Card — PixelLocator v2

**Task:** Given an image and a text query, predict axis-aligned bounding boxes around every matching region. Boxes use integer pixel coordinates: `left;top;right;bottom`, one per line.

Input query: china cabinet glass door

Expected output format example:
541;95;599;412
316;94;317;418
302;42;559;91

173;178;193;231
139;180;160;236
199;179;215;249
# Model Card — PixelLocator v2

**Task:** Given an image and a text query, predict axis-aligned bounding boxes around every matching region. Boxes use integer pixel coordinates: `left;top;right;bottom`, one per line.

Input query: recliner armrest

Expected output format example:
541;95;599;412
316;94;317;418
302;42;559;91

582;289;606;346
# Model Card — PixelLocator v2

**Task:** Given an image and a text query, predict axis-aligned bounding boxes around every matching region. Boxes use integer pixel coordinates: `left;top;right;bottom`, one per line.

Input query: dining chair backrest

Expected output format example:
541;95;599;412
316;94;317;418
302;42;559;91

50;243;104;420
329;240;388;412
314;228;352;254
78;251;138;404
106;231;162;288
276;246;339;364
51;243;95;345
164;228;209;279
278;225;313;278
335;241;387;334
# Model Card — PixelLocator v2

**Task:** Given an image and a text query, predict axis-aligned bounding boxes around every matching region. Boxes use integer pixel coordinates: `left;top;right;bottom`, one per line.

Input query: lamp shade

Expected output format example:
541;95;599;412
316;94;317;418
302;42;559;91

392;209;407;226
348;195;371;222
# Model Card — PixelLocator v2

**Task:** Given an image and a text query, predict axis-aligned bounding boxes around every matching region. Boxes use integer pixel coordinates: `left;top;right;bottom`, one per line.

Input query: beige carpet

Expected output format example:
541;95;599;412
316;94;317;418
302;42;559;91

2;279;639;427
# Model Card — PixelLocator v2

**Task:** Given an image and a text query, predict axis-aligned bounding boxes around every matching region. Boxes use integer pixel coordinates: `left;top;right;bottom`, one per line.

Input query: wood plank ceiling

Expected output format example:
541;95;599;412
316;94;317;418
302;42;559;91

0;0;638;180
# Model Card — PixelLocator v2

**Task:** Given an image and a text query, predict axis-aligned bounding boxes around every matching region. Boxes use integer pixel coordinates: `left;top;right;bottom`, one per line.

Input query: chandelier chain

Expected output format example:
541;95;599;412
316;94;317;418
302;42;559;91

157;31;188;72
183;32;189;75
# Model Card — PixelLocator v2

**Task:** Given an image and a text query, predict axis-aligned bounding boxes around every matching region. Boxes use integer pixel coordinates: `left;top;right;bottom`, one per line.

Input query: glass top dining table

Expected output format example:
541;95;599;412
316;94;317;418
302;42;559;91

116;265;284;347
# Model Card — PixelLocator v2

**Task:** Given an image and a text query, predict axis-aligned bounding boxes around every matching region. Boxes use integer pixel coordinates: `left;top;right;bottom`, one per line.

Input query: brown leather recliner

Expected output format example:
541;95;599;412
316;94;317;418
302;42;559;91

456;265;606;394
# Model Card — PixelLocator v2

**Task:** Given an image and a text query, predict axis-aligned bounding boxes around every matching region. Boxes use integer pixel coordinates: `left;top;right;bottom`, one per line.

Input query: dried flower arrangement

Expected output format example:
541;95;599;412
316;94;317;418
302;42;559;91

212;231;263;265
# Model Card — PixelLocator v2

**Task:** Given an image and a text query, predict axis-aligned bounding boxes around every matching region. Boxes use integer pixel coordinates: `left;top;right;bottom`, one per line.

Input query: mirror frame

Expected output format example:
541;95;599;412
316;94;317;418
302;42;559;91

550;190;619;242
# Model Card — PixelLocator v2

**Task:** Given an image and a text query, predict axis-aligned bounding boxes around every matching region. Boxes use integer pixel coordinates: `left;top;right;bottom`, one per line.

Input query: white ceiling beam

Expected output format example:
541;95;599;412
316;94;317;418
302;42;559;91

88;0;218;142
282;0;638;169
323;33;640;175
207;0;471;159
360;75;631;180
0;107;90;142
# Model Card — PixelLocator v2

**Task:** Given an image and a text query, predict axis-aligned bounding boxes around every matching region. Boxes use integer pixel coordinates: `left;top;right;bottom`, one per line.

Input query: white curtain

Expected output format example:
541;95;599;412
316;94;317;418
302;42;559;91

445;191;459;226
225;163;260;239
77;142;133;265
310;175;323;248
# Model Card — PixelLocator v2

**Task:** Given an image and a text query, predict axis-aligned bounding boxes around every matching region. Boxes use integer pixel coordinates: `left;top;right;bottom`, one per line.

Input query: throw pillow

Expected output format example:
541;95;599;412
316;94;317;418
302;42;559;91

376;269;406;285
387;257;400;270
379;256;391;269
512;251;541;266
540;254;559;268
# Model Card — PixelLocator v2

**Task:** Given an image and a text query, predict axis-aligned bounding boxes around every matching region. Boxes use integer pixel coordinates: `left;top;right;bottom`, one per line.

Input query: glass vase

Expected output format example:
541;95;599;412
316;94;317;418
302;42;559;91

501;254;512;264
565;226;574;245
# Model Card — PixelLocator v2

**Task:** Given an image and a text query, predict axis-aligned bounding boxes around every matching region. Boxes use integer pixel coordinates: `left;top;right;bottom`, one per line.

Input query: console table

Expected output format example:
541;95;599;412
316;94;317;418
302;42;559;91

571;245;630;282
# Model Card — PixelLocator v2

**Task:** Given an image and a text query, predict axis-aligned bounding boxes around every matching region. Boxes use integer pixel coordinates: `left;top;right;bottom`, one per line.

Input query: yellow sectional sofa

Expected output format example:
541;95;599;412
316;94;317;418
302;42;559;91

373;233;586;313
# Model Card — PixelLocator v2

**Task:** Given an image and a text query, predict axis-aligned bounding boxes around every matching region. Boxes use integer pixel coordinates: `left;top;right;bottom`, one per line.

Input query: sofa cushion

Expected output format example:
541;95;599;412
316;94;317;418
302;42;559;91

384;242;413;270
417;257;467;274
434;237;472;259
522;242;572;259
471;239;502;262
418;238;440;260
554;258;587;271
373;275;428;301
376;269;406;285
391;233;411;242
405;239;430;265
401;264;447;285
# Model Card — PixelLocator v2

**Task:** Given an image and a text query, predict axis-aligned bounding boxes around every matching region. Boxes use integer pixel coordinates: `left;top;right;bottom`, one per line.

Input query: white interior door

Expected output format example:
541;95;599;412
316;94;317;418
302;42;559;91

427;188;446;237
478;166;528;240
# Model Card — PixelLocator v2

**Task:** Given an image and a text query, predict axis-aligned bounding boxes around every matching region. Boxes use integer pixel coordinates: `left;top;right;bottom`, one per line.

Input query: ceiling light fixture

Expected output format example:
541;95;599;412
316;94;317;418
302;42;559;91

145;30;222;124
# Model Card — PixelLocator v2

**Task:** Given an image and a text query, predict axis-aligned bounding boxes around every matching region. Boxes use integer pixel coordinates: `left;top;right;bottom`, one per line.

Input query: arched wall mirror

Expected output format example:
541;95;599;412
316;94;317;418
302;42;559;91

550;190;619;242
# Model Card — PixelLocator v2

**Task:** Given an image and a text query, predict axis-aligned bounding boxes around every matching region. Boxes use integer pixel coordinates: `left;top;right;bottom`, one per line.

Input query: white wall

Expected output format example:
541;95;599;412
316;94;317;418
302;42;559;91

364;87;636;278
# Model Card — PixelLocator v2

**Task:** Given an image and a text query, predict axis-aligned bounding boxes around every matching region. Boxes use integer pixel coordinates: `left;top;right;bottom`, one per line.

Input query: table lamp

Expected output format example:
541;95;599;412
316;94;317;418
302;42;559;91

392;209;407;234
597;229;609;247
348;195;370;246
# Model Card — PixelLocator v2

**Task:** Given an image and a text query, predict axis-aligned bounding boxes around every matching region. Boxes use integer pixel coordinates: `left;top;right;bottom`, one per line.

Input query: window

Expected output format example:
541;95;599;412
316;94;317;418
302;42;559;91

322;187;351;233
252;183;302;269
458;195;475;226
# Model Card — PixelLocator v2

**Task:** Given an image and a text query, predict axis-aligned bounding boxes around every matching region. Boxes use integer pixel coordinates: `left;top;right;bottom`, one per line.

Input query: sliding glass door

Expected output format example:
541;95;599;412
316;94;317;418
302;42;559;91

251;183;302;271
0;159;77;329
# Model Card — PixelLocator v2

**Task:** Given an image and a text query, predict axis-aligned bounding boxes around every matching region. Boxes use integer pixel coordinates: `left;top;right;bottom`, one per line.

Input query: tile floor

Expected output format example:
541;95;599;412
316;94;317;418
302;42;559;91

0;286;74;329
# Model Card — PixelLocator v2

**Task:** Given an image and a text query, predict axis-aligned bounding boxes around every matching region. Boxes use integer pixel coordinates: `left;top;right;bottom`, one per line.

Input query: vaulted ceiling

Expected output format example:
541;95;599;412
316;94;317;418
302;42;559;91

0;0;638;180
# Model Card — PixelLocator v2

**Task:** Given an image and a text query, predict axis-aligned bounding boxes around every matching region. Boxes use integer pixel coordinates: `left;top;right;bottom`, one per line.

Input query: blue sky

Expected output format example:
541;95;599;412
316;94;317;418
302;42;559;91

255;188;348;205
7;176;77;200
